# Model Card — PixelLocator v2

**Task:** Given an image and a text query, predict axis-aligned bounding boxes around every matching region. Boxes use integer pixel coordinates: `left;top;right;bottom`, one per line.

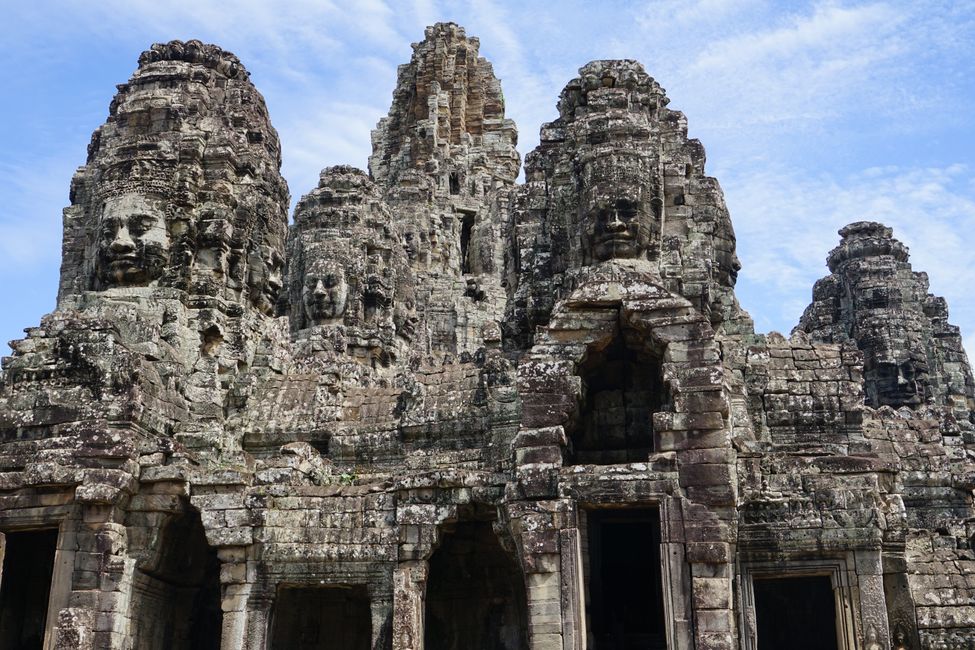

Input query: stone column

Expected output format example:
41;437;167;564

44;517;79;650
856;550;892;649
242;590;273;650
392;560;427;650
661;499;696;650
371;594;394;650
217;546;252;650
518;501;564;650
77;505;134;650
558;526;586;650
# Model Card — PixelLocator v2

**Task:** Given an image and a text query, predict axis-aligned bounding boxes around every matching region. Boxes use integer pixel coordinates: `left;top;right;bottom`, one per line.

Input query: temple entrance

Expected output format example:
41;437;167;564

270;585;371;649
571;335;665;465
424;520;528;650
0;529;59;650
585;509;665;650
753;575;838;650
129;510;222;650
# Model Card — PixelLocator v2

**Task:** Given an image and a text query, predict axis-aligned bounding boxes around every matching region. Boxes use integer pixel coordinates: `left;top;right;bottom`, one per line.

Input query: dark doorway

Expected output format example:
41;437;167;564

753;575;838;650
460;212;475;274
270;585;371;649
572;335;666;465
425;520;528;650
0;529;59;650
586;509;665;650
129;510;223;650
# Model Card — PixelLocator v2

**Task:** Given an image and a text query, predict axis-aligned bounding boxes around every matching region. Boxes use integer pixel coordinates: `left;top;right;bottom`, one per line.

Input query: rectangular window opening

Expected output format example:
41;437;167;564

585;508;666;650
270;585;372;650
0;529;59;650
753;575;839;650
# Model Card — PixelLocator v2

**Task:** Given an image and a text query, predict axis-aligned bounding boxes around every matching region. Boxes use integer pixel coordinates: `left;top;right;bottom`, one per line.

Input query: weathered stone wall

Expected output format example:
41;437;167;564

0;22;973;650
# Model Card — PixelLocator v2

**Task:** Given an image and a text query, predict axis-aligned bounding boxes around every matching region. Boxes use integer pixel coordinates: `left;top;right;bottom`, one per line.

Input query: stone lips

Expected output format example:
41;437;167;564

0;22;971;650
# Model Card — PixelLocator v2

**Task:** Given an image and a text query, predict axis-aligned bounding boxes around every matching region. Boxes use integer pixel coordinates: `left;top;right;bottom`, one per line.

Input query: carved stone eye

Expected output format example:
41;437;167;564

322;274;340;288
127;214;154;236
101;218;120;239
616;200;638;221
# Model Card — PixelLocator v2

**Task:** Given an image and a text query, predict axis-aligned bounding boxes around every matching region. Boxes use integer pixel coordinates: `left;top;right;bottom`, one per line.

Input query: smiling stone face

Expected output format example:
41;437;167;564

94;192;170;288
302;260;348;324
581;155;659;264
587;191;649;262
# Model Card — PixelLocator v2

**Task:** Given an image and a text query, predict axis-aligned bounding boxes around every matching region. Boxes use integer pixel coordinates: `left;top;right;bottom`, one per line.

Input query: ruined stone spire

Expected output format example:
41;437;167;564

368;23;520;355
506;59;750;348
798;221;974;421
285;165;416;362
61;39;290;315
369;22;519;195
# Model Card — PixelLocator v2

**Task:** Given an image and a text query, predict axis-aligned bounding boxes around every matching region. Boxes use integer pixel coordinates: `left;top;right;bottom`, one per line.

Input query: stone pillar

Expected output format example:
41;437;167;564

392;560;427;650
243;590;273;650
527;570;562;650
661;499;696;650
217;546;251;650
506;500;566;650
856;550;892;649
77;505;134;650
45;518;79;650
371;594;394;650
558;526;586;650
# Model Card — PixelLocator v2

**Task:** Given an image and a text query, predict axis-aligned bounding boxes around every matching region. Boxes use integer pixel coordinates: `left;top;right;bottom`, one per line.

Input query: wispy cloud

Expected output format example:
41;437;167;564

727;163;975;349
0;0;973;358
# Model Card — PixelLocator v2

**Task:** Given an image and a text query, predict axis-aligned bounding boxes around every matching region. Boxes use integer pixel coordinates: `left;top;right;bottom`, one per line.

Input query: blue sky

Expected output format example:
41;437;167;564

1;1;973;354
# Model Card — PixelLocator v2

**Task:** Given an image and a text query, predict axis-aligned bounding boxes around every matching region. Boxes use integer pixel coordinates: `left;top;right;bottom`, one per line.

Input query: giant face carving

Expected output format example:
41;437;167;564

248;244;285;316
94;192;170;287
865;357;925;408
302;259;348;324
861;321;928;408
582;156;659;263
587;191;649;261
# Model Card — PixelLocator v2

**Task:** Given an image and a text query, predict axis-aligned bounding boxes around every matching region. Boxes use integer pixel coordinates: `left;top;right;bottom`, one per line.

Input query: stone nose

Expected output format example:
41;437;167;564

110;226;136;253
605;210;627;232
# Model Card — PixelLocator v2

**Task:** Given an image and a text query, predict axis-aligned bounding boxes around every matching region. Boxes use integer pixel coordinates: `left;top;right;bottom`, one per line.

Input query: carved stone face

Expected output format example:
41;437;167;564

866;359;924;407
401;225;420;262
585;189;651;262
394;297;419;342
582;157;658;263
248;245;284;315
94;193;170;287
302;260;348;324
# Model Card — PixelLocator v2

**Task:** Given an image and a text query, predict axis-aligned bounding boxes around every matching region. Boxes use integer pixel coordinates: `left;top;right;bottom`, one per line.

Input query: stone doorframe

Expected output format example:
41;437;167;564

737;556;861;650
0;501;78;650
576;498;695;650
392;485;522;650
515;265;739;650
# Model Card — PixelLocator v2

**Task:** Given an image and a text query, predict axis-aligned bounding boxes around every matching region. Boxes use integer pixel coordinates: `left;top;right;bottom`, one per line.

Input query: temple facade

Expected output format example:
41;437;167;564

0;23;973;650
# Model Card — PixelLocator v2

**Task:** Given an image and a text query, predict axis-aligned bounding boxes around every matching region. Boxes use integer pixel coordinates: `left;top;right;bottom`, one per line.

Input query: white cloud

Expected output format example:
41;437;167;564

0;158;72;269
726;164;975;353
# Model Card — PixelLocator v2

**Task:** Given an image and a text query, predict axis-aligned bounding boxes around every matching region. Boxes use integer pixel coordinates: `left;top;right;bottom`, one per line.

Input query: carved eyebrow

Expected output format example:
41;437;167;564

127;214;157;230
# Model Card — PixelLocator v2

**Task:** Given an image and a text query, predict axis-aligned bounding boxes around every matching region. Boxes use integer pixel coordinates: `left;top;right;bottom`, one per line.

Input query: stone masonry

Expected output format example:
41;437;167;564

0;22;973;650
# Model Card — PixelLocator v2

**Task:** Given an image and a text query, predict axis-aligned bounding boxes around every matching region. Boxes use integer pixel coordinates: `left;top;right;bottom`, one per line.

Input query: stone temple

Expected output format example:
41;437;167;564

1;23;973;650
